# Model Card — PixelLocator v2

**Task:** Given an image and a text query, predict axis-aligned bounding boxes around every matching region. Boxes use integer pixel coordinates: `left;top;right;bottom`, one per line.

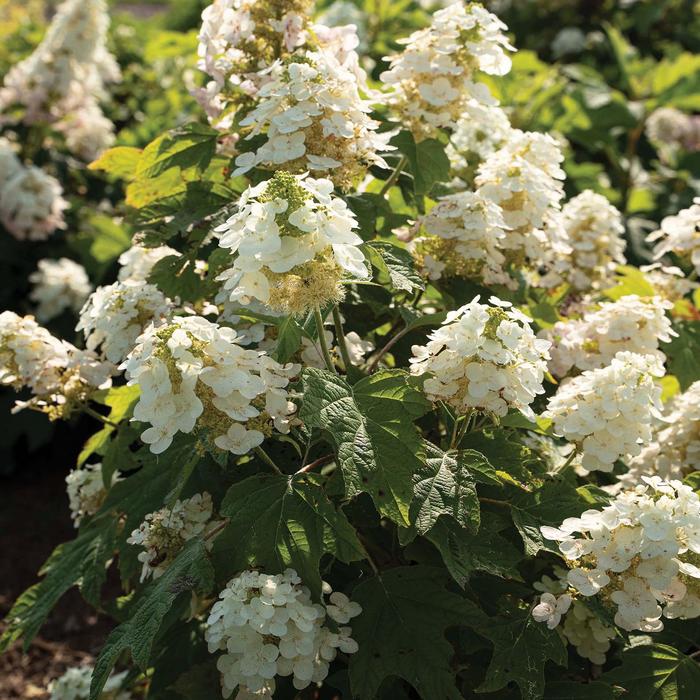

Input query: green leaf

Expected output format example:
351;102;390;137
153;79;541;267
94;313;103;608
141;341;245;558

666;321;700;390
137;123;218;179
602;643;700;699
0;519;117;652
391;131;450;196
273;315;303;363
88;146;142;180
90;538;214;700
349;566;484;700
364;240;424;293
213;473;365;598
401;442;479;542
148;254;205;302
545;680;616;699
79;214;132;266
476;609;567;699
298;368;431;525
426;515;522;587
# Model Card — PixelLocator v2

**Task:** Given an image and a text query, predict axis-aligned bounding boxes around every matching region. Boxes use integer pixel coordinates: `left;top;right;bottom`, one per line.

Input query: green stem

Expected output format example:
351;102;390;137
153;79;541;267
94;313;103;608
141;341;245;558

83;405;119;428
332;306;354;373
255;446;283;475
551;447;579;476
313;305;336;374
378;155;408;198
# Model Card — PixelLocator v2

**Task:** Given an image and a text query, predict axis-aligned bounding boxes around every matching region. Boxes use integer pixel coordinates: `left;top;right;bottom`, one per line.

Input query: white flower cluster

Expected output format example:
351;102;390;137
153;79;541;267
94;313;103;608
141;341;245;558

545;295;676;378
410;296;551;420
559;190;627;291
216;172;368;315
0;311;112;419
118;243;179;283
195;0;312;128
648;197;700;277
66;463;118;527
205;569;361;698
533;571;615;664
646;107;700;160
475;129;569;286
640;263;698;302
127;492;217;581
544;352;664;473
542;477;700;632
232;48;390;189
48;665;130;700
0;162;68;241
623;381;700;485
29;258;92;322
0;0;119;159
77;282;174;364
446;101;511;181
415;190;510;286
123;315;298;455
380;2;513;138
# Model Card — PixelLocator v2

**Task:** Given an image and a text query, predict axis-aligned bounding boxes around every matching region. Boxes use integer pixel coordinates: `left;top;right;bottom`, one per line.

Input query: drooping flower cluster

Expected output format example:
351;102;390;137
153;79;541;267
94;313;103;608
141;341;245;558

0;311;112;419
545;295;676;378
414;190;510;286
66;463;118;527
48;665;130;700
410;296;551;420
646;107;700;161
648;197;700;276
0;163;68;241
0;0;119;159
127;492;218;581
541;477;700;632
544;352;664;473
195;0;313;128
380;2;513;139
118;243;179;283
559;190;627;292
205;569;361;698
123;315;298;455
216;172;368;315
77;282;174;364
475;129;570;286
623;381;700;485
232;48;391;188
29;258;92;322
446;101;511;182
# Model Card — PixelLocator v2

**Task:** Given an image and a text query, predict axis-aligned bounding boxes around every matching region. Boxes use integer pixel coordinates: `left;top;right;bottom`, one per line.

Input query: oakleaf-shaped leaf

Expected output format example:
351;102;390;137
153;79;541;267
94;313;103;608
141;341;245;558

299;368;431;525
212;473;365;598
90;539;214;700
476;609;567;699
364;241;424;293
349;566;485;700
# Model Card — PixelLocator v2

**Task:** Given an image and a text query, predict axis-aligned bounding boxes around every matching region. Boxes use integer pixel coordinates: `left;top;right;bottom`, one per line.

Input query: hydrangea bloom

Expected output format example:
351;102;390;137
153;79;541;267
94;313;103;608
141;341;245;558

0;166;68;241
0;137;22;188
544;351;664;473
118;243;179;282
77;282;174;364
542;477;700;632
0;311;113;420
127;492;218;581
409;296;551;420
0;0;119;145
623;381;700;485
380;2;513;138
545;295;676;378
640;263;698;302
559;190;626;291
122;315;298;455
56;99;116;161
531;591;572;629
48;665;130;700
550;27;587;58
216;172;368;314
29;258;92;323
414;190;511;286
66;463;118;527
205;569;360;698
648;197;700;276
475;130;570;285
232;48;391;188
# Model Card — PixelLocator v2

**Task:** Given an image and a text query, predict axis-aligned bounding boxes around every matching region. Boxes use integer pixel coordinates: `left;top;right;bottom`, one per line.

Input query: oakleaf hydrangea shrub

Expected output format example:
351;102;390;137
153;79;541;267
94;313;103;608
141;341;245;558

2;1;700;699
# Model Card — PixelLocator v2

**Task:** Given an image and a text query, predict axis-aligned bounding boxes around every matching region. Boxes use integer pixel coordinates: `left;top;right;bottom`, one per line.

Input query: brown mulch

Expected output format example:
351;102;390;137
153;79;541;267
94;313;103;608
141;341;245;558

0;425;115;699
